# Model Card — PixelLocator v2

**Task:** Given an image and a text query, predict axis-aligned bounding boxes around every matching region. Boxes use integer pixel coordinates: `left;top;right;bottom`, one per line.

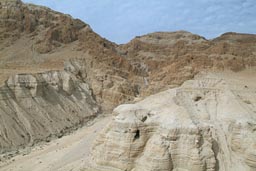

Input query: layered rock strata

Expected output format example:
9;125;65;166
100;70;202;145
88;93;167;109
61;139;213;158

91;73;256;171
1;0;256;162
1;1;256;112
0;68;99;154
118;31;256;96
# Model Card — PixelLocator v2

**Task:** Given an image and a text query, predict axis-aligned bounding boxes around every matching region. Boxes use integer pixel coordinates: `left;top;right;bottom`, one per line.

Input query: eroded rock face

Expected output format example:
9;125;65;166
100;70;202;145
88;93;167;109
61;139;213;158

0;69;99;154
91;73;256;171
64;58;143;112
118;31;256;96
1;0;256;112
0;0;88;53
0;1;256;163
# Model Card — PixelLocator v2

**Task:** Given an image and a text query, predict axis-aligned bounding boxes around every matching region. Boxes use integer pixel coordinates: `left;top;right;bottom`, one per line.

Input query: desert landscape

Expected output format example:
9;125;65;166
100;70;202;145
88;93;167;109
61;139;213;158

0;0;255;171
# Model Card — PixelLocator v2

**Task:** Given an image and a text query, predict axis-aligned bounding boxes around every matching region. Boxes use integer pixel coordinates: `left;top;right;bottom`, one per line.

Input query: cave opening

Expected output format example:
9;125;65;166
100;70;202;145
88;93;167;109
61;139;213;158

141;116;147;122
194;96;202;102
133;130;140;141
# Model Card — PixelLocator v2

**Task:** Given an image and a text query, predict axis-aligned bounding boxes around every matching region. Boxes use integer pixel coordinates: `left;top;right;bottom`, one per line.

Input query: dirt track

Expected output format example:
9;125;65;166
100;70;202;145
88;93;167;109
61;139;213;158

0;116;111;171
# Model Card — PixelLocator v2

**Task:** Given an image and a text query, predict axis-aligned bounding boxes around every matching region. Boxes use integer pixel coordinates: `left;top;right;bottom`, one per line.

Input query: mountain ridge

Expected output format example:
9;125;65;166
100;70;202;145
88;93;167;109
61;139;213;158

0;0;255;164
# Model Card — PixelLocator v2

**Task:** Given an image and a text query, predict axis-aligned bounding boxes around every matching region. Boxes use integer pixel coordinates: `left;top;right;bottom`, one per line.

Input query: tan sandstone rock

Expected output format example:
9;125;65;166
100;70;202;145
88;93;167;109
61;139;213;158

0;1;256;165
0;68;99;155
91;71;256;171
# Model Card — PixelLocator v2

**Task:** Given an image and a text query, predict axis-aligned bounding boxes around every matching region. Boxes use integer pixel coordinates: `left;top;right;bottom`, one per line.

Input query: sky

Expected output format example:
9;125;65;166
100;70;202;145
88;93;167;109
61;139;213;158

22;0;256;44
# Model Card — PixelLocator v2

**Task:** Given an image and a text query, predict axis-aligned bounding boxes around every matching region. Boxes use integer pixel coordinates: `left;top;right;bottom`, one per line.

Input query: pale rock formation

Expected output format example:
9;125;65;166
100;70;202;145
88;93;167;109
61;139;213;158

91;72;256;171
0;68;99;154
0;1;256;165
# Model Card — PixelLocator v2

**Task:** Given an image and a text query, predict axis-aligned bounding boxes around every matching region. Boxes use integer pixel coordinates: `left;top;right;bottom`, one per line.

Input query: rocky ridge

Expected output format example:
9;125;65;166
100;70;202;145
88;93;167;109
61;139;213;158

1;1;256;111
0;0;141;112
0;0;87;53
0;0;256;164
118;31;256;96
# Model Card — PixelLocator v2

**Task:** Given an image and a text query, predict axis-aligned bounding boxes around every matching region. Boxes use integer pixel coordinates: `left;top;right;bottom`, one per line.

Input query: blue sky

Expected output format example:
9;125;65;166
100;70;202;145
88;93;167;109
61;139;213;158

23;0;256;44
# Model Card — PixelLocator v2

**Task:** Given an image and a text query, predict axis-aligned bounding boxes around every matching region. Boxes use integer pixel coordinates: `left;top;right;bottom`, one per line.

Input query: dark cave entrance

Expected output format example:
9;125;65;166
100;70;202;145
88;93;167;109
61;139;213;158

133;130;140;141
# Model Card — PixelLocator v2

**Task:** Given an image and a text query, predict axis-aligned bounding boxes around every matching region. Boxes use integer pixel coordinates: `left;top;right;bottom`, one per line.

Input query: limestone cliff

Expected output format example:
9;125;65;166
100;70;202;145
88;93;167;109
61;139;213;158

1;0;256;112
1;0;256;164
91;71;256;171
0;66;99;154
0;0;141;112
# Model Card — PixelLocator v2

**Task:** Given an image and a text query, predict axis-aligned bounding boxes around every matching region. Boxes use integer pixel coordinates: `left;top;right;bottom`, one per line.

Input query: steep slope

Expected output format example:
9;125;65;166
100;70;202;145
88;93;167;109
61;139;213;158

117;31;256;96
1;0;256;159
0;0;88;78
0;66;99;155
90;70;256;171
0;0;104;154
1;0;256;110
0;0;141;155
0;0;142;112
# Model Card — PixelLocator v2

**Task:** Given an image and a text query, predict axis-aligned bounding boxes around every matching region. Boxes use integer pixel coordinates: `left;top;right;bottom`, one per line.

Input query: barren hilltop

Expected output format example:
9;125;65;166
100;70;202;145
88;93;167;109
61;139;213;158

0;0;255;171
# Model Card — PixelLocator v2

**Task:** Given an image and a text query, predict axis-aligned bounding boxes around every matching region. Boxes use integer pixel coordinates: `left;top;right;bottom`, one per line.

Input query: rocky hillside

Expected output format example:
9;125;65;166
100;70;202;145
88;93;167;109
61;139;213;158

118;31;256;96
0;0;256;159
0;64;99;155
0;0;88;82
0;0;141;155
1;0;256;110
0;0;142;112
90;71;256;171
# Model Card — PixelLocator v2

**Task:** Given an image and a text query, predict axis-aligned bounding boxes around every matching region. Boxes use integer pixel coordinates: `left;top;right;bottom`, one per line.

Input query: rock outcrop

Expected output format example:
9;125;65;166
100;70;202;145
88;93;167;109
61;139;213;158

91;72;256;171
1;0;256;164
1;0;256;111
0;0;142;112
0;67;99;154
118;31;256;96
0;0;87;53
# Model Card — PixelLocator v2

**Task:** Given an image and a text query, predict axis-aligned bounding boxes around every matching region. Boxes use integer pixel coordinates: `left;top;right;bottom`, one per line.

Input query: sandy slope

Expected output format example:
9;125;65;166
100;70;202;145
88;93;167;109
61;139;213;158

0;115;111;171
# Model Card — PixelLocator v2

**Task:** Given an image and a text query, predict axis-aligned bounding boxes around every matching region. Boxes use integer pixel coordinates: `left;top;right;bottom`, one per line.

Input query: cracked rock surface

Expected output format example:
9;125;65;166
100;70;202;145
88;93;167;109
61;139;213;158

0;68;99;155
91;71;256;171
